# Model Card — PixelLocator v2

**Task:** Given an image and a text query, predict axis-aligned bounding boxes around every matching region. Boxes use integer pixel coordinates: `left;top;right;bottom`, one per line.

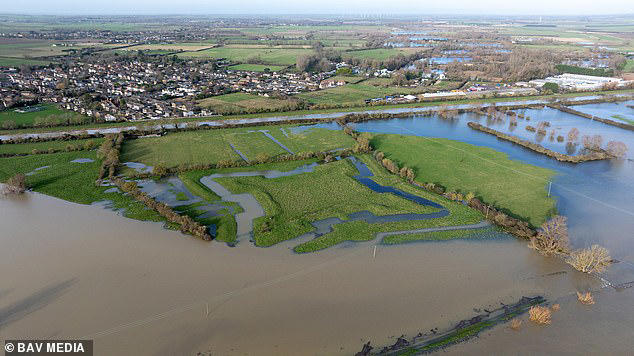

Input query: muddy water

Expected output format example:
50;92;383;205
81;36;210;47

1;192;619;355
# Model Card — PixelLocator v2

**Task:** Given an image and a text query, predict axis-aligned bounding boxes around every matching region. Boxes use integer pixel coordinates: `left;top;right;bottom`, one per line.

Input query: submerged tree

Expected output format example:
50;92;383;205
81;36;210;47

567;127;580;143
567;245;612;274
528;215;570;256
606;141;628;158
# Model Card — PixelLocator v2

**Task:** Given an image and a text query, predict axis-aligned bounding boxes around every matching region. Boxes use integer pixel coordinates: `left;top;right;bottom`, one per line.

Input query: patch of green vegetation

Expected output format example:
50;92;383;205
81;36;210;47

120;129;241;169
0;56;50;67
298;83;420;106
343;48;404;60
371;134;557;226
265;126;355;153
197;92;301;114
212;155;481;250
173;202;238;244
177;47;311;65
227;63;286;72
623;59;634;72
0;151;164;222
0;104;88;128
0;138;103;155
611;114;634;125
555;64;613;77
120;124;349;169
381;227;496;245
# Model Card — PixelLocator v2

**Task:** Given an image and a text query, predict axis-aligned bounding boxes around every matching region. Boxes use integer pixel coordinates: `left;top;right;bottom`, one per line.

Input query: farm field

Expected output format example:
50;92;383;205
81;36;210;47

371;134;557;226
0;104;89;128
0;56;51;67
297;82;421;106
121;43;215;52
0;138;103;156
343;48;415;60
176;46;311;65
227;63;287;72
197;92;302;114
119;124;355;169
0;151;164;222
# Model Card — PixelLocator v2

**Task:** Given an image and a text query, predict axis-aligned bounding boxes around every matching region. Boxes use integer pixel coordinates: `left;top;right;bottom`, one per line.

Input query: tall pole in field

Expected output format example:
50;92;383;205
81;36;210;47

548;182;552;197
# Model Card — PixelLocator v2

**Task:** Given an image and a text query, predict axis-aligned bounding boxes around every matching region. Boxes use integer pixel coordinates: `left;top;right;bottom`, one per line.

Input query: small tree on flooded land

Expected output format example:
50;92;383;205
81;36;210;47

567;128;580;143
528;215;570;256
1;174;27;195
528;306;552;325
606;141;628;158
567;245;612;274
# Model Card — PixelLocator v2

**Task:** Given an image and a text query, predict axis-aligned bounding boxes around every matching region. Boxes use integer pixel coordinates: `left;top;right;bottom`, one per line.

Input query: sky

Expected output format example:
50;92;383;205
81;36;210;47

2;0;633;16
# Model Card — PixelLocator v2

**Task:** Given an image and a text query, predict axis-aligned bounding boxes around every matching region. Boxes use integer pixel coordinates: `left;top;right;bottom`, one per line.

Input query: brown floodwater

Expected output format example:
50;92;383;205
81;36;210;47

0;192;631;355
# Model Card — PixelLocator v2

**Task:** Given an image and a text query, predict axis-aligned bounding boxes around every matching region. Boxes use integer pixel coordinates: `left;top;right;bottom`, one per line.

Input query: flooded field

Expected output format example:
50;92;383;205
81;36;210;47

0;192;617;355
2;100;634;354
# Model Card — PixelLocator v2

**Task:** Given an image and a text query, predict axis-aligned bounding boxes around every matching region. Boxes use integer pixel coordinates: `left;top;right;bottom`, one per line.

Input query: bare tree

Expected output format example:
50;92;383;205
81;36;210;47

606;141;628;158
567;128;580;143
528;215;570;256
567;245;612;274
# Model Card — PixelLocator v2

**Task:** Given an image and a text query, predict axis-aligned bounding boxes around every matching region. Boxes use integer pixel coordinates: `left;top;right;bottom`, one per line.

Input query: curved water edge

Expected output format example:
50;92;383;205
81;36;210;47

2;94;632;142
198;157;490;250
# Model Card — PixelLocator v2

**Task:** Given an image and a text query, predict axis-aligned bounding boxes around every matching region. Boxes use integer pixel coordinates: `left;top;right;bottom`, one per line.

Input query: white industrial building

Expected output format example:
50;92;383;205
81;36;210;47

529;73;628;90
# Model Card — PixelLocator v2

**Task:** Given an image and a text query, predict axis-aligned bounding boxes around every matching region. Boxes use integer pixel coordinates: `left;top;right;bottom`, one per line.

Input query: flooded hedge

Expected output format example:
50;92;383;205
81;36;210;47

467;122;613;163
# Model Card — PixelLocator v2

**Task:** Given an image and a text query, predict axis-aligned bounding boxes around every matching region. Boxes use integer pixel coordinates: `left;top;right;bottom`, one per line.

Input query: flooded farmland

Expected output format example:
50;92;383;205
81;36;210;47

2;100;634;355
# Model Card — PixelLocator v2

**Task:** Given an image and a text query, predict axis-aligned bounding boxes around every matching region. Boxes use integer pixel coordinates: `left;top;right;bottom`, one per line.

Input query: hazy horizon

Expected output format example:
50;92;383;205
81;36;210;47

2;0;633;16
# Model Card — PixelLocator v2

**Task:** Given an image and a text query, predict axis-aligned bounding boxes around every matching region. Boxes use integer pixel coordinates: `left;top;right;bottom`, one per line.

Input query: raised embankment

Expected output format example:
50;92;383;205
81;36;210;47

547;104;634;132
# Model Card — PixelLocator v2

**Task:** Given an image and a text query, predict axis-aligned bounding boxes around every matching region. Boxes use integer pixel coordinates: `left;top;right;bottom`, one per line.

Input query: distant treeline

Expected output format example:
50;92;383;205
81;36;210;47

555;64;614;77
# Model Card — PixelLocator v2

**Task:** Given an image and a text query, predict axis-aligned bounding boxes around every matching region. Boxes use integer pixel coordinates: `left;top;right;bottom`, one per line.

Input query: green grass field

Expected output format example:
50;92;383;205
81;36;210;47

198;92;299;113
343;48;409;60
298;83;420;106
381;227;496;245
227;64;286;72
119;124;354;169
0;151;164;222
0;104;88;128
623;59;634;73
210;155;482;251
371;134;556;226
0;56;51;67
0;138;103;155
177;47;311;65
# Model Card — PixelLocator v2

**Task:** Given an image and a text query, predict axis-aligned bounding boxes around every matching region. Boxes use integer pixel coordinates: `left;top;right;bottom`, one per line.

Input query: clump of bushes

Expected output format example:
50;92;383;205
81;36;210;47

97;133;124;181
577;292;595;305
509;318;522;330
1;173;27;195
566;245;612;274
529;305;552;325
